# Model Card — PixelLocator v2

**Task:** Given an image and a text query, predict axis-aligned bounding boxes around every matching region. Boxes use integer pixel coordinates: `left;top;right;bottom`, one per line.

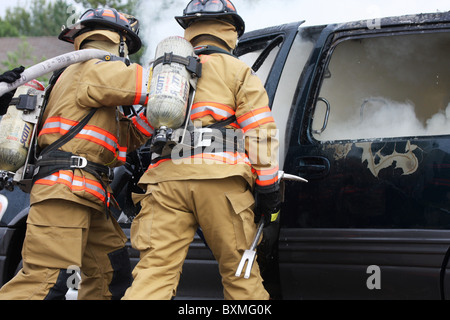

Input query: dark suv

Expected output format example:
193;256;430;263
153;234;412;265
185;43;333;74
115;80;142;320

1;11;450;300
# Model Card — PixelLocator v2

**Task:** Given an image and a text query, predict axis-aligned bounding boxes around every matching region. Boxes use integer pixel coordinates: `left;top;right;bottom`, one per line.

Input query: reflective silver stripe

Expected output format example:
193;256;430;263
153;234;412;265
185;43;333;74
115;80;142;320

138;70;148;105
238;111;273;130
37;172;106;199
41;119;127;158
133;114;154;136
79;128;118;151
118;150;127;160
71;178;106;198
135;92;147;105
41;121;72;132
191;105;234;119
134;66;148;105
257;171;278;181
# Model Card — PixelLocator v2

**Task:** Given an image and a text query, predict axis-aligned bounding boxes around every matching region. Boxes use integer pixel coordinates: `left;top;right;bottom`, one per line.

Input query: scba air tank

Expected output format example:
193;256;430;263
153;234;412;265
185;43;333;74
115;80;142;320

0;80;44;172
147;36;196;130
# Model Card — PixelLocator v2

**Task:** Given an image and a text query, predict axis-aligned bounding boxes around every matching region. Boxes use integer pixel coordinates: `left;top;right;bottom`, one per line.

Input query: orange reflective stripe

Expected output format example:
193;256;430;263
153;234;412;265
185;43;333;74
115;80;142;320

39;117;128;162
39;117;77;136
118;13;129;23
147;158;171;169
77;131;115;153
255;166;279;176
117;146;127;162
147;151;251;169
191;102;235;121
237;106;275;132
225;0;236;10
35;170;106;202
102;9;115;18
132;113;154;137
255;166;279;187
256;176;279;187
133;65;148;105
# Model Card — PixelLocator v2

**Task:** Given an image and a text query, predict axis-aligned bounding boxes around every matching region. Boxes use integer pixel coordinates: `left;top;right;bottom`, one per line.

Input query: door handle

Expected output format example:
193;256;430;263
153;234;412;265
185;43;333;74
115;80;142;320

296;156;330;179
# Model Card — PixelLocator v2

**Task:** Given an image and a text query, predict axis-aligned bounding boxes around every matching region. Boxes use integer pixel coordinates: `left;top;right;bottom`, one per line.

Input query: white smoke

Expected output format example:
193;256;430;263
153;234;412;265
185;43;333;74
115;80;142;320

135;0;449;67
426;103;450;136
316;99;450;141
136;0;184;66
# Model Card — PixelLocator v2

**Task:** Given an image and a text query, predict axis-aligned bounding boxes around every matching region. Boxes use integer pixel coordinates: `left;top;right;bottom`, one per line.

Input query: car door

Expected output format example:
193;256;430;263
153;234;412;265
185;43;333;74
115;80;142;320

282;13;450;299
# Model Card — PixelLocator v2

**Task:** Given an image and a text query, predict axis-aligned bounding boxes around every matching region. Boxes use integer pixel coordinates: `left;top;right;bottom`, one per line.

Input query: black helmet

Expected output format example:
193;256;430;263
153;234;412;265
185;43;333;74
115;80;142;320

59;8;142;54
175;0;245;37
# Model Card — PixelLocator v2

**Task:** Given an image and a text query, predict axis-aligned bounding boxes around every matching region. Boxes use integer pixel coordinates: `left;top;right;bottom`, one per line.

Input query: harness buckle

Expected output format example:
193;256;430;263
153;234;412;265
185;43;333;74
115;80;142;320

106;167;114;182
70;156;88;169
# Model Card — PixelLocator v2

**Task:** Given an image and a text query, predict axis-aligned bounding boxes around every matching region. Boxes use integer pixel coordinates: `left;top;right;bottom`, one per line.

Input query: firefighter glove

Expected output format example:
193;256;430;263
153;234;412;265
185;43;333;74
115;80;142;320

0;66;25;116
0;66;25;83
254;185;281;226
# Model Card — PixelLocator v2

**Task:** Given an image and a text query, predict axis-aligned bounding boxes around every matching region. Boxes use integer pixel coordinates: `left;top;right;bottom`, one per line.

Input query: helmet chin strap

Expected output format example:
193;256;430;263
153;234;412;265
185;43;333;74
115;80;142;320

119;34;126;58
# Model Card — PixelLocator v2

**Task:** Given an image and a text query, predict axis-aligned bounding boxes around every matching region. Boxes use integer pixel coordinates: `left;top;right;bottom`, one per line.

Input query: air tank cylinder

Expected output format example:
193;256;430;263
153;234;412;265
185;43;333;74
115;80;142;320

146;36;197;130
0;80;44;172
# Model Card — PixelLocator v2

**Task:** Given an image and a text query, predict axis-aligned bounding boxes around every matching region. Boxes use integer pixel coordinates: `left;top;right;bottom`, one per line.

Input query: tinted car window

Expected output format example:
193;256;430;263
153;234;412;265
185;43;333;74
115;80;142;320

312;32;450;141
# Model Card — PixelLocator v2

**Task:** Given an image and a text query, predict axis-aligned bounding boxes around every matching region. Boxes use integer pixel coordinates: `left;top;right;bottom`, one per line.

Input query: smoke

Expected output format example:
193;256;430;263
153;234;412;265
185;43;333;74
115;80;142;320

135;0;450;142
426;103;450;136
316;99;450;141
136;0;184;66
135;0;450;67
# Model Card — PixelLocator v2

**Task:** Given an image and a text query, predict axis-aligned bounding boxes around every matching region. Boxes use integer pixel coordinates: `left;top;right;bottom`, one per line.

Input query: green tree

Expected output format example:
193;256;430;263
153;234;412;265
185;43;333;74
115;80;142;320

0;0;73;37
1;37;50;85
73;0;139;15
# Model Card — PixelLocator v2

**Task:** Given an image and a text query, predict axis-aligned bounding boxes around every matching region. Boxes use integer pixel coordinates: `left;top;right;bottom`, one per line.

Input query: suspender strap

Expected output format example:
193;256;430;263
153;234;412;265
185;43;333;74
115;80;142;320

206;115;237;129
39;108;97;157
35;108;117;218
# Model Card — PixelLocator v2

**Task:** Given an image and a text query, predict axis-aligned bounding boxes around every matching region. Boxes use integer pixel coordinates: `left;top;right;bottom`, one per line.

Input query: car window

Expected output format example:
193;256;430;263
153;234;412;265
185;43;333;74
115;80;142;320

311;31;450;141
237;36;282;84
272;30;316;167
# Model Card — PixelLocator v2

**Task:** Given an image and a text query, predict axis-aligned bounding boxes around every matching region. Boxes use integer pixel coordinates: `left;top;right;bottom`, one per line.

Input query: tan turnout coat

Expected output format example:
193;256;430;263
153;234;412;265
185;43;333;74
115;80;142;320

31;57;152;213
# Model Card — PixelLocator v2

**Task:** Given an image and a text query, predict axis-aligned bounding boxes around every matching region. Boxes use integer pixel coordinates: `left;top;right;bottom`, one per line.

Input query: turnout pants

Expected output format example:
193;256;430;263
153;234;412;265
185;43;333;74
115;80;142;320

0;199;132;300
123;176;269;300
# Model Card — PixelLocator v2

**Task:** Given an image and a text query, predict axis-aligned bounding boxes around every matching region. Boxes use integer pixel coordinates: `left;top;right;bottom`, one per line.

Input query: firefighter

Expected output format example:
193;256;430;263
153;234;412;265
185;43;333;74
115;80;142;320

0;8;153;300
123;0;280;300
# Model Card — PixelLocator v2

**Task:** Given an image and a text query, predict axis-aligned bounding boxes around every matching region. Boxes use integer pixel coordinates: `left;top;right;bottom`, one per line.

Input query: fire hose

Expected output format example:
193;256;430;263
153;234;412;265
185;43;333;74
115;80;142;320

0;49;111;97
0;49;112;192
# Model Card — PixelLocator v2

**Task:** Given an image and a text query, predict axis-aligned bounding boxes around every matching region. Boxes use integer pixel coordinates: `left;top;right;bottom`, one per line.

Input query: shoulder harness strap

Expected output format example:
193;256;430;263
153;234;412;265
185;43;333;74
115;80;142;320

194;45;235;57
153;52;202;78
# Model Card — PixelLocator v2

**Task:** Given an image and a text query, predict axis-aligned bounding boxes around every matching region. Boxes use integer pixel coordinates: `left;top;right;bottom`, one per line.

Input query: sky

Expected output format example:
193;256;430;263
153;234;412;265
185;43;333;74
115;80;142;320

134;0;450;63
0;0;448;27
0;0;448;60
